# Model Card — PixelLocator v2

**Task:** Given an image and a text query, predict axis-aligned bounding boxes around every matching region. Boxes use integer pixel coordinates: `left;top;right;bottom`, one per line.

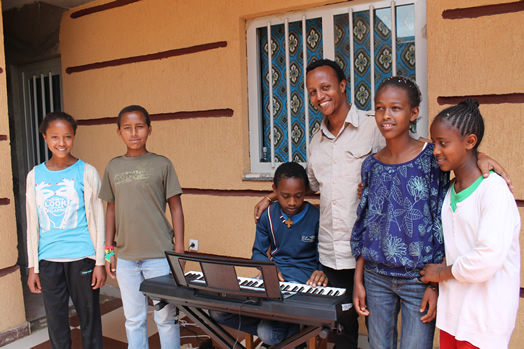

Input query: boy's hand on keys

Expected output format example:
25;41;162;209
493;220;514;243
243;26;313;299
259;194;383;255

277;268;285;282
307;270;329;287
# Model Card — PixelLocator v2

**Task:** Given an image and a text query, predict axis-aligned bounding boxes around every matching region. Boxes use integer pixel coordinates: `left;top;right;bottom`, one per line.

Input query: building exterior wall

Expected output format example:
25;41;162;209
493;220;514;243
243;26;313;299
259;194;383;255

59;0;338;260
428;1;523;346
0;0;518;346
0;0;29;344
427;0;524;193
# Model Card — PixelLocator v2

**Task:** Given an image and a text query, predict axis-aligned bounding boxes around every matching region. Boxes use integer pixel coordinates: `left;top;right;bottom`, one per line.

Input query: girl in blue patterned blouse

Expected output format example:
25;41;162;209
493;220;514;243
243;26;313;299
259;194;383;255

351;77;449;349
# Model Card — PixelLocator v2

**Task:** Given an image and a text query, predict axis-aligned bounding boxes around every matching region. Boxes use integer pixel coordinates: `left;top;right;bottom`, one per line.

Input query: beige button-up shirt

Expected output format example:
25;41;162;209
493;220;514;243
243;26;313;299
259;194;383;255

307;105;385;270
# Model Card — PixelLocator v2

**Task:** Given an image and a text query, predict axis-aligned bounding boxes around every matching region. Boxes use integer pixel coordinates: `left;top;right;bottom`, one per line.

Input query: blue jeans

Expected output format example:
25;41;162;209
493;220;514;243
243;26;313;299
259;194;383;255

364;269;435;349
117;258;180;349
209;310;300;345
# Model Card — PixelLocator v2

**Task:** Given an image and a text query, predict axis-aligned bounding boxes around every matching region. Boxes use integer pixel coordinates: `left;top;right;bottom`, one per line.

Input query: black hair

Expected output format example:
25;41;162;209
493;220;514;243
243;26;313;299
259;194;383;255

117;105;151;128
376;76;422;108
376;76;422;132
273;162;309;188
39;111;77;135
306;58;347;84
433;98;484;149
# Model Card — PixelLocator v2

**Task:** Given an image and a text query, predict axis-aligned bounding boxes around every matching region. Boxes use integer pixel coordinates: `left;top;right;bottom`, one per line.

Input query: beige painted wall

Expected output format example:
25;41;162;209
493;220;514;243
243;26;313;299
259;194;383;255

428;1;523;347
61;0;344;255
427;0;524;282
0;0;27;334
57;0;523;346
427;0;524;197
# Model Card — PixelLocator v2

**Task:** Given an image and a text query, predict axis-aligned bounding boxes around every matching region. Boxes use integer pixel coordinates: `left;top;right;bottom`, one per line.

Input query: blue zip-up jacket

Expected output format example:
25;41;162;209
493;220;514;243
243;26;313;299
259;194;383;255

252;202;321;284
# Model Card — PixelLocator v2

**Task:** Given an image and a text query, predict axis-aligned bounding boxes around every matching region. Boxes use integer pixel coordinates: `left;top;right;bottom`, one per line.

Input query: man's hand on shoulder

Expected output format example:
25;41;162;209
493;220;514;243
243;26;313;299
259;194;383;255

307;270;328;287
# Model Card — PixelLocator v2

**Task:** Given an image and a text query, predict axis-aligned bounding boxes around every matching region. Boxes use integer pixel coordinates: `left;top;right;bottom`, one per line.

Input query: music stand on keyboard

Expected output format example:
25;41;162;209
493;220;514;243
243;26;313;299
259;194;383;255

166;252;283;302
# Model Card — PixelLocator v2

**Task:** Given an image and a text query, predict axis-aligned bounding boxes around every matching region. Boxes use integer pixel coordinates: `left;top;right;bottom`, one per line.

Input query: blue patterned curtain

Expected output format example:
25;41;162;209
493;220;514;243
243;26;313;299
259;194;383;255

258;4;415;163
259;18;323;163
335;4;416;111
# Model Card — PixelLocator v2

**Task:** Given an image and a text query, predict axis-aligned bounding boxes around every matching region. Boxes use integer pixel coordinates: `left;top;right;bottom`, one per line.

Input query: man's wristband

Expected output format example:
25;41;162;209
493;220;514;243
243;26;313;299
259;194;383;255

264;195;274;204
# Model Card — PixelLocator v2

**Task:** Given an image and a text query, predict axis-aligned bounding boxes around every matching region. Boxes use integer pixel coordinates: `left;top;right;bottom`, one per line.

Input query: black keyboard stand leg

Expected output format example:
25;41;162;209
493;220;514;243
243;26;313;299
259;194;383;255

180;306;246;349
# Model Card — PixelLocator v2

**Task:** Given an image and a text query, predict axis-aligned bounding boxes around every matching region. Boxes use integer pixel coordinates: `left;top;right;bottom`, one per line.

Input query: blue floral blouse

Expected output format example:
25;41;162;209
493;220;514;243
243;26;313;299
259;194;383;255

351;143;449;278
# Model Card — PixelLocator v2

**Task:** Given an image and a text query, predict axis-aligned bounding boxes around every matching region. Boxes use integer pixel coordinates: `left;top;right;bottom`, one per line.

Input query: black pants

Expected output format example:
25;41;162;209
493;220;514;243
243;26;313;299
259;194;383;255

39;259;103;349
322;265;359;349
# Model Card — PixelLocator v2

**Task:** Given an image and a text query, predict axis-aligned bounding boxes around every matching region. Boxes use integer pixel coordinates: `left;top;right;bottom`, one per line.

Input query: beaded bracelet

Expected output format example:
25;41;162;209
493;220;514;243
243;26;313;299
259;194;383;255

477;153;488;159
105;246;115;263
105;251;115;263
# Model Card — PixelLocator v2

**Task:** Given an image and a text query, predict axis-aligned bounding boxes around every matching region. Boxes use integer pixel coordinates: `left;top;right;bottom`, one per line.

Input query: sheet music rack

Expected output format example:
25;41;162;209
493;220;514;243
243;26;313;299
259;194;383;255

165;251;283;302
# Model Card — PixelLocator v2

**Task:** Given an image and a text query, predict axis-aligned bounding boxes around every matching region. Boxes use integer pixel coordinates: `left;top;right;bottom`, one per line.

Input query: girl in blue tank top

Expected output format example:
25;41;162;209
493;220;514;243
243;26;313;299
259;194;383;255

26;111;105;348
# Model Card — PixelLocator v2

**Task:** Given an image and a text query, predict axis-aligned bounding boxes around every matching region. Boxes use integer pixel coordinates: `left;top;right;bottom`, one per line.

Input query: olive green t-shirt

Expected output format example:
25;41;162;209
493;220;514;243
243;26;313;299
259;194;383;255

99;152;182;260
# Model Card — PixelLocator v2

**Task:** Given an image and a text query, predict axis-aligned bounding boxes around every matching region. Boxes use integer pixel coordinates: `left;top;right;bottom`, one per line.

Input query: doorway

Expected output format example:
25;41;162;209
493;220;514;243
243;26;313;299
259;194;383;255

8;57;63;323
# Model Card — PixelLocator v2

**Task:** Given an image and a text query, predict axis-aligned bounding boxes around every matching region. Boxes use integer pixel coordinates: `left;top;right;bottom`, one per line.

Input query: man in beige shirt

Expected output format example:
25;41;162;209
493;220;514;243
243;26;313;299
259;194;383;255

307;92;384;272
256;59;381;348
304;59;383;348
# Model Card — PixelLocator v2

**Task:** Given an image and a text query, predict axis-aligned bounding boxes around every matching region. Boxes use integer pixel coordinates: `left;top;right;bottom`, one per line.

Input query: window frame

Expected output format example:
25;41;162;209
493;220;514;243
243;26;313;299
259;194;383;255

246;0;427;175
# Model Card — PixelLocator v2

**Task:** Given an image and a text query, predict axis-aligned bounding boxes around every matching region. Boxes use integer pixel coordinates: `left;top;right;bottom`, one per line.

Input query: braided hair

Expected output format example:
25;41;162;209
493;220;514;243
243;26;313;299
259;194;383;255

376;76;422;108
376;76;422;132
434;98;484;149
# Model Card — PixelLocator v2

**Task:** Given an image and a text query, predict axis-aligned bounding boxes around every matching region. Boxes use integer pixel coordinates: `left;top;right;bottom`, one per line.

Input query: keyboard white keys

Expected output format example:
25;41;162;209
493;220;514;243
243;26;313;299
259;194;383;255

183;271;346;296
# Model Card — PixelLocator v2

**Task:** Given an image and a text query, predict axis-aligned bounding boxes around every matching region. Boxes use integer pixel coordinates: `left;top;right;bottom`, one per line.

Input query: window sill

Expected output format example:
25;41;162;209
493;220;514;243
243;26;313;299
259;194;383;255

242;173;274;181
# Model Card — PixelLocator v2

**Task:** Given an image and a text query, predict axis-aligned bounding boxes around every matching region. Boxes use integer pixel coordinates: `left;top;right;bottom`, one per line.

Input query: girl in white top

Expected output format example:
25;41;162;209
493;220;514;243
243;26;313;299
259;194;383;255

420;98;520;349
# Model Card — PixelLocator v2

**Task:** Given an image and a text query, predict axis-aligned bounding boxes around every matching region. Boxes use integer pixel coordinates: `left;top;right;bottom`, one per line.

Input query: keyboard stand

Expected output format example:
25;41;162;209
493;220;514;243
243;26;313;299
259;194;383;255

140;252;342;349
179;304;327;349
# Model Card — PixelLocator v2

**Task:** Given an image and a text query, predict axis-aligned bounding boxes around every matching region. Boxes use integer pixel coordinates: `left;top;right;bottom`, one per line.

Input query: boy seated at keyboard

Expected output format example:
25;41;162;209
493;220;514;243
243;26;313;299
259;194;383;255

210;162;327;346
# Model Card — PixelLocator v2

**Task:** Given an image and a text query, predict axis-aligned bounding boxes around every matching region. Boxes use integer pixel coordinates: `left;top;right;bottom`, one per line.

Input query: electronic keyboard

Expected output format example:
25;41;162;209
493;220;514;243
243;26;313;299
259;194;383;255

140;252;352;348
141;274;352;349
184;271;346;297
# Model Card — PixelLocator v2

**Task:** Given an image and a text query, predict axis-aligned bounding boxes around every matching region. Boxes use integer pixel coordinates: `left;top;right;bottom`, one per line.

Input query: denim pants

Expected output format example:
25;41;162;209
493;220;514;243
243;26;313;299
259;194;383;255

209;310;300;345
117;257;180;349
39;259;103;349
364;269;435;349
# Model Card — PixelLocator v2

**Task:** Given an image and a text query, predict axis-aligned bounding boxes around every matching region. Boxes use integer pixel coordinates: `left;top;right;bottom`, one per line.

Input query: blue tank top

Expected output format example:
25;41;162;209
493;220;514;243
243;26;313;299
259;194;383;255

34;160;95;260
